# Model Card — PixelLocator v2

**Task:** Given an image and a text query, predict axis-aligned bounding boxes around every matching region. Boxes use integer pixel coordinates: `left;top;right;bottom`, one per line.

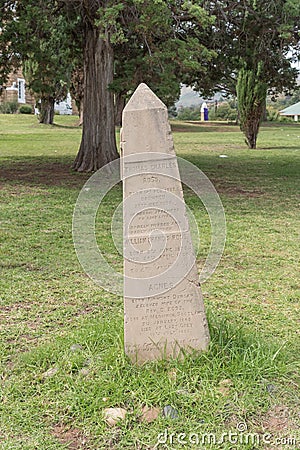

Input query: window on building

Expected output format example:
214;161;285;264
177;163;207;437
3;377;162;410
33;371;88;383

17;78;25;103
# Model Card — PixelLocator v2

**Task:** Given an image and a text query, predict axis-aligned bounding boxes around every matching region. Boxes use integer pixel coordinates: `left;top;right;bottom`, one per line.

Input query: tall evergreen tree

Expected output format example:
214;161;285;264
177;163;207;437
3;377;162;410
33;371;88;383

0;0;80;124
190;0;300;147
1;0;214;169
66;0;214;171
237;65;267;149
111;1;214;125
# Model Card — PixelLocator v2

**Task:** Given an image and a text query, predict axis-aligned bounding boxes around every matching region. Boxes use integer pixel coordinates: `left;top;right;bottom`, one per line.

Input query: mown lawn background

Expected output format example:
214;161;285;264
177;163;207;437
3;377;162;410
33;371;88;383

0;115;299;449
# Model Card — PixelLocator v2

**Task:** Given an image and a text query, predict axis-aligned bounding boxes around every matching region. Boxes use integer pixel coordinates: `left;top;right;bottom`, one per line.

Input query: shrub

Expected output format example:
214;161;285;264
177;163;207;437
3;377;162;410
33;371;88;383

19;105;33;114
266;106;279;122
278;115;294;123
0;101;18;114
176;105;200;120
209;102;238;121
219;103;238;121
168;105;178;119
176;102;238;122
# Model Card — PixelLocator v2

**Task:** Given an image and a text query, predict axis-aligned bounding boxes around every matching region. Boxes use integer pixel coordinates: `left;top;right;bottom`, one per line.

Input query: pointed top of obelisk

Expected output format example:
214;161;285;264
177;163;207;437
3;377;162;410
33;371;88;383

124;83;167;112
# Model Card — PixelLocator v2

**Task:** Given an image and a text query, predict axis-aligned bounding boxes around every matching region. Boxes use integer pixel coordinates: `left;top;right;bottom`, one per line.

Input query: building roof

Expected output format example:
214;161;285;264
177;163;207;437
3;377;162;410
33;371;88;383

279;101;300;116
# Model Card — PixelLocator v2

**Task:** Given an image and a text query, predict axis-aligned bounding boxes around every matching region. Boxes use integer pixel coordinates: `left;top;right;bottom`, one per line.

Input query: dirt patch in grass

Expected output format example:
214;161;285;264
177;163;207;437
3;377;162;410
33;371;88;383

0;262;45;271
52;424;89;449
0;184;51;195
218;186;265;197
0;301;40;315
171;121;240;133
171;124;203;133
0;161;89;189
261;405;296;433
199;179;265;197
225;405;298;439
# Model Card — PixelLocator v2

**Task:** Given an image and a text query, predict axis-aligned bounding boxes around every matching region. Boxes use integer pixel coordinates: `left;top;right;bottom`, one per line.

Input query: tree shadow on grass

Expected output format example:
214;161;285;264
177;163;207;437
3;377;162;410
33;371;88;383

51;122;81;130
0;157;90;189
258;146;300;150
0;152;299;195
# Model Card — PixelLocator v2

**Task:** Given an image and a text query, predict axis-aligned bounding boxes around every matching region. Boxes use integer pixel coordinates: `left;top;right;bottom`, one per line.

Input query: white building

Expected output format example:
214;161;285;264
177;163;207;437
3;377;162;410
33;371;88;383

279;102;300;122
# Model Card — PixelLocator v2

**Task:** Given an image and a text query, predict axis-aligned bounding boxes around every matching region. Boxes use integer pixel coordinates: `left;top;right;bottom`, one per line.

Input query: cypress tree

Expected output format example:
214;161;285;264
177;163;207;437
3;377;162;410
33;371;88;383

237;63;267;149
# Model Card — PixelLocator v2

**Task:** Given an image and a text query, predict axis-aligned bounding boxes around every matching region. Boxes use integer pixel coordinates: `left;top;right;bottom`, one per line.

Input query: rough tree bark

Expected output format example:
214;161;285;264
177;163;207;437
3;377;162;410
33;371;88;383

72;24;119;171
39;96;55;124
114;91;126;127
70;67;84;126
243;115;261;149
78;99;84;126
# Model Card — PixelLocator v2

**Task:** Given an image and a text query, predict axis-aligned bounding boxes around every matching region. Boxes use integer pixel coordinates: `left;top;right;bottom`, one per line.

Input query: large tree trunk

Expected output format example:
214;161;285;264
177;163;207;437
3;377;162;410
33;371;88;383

70;66;84;126
262;100;267;122
73;24;119;172
241;97;265;149
39;96;55;124
115;91;126;127
78;98;84;126
244;118;260;149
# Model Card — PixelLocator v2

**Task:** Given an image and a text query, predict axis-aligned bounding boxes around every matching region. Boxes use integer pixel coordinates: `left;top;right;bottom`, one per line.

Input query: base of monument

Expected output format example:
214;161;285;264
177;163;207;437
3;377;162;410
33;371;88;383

125;338;209;364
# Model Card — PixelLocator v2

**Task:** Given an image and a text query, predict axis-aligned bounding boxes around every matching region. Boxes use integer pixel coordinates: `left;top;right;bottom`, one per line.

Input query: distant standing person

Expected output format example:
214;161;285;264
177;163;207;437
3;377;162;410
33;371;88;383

201;102;209;121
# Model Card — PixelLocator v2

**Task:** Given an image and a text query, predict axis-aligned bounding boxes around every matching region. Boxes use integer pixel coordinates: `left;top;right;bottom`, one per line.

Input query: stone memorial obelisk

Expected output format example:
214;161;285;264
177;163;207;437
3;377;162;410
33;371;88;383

121;83;209;363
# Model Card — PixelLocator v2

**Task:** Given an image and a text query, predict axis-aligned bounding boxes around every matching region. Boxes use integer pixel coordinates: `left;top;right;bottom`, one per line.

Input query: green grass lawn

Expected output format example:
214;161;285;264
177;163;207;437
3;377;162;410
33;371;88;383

0;115;299;449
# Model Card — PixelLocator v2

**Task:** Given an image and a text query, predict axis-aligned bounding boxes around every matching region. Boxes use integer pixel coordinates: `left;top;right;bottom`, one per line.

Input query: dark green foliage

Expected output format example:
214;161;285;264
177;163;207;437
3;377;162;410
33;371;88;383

0;1;81;124
0;1;19;85
278;115;294;123
1;0;215;165
189;0;300;147
0;101;18;114
237;65;267;148
18;105;33;114
191;0;300;98
108;0;215;109
168;105;178;119
176;106;200;121
65;0;215;169
176;102;238;122
21;5;81;124
209;102;238;121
